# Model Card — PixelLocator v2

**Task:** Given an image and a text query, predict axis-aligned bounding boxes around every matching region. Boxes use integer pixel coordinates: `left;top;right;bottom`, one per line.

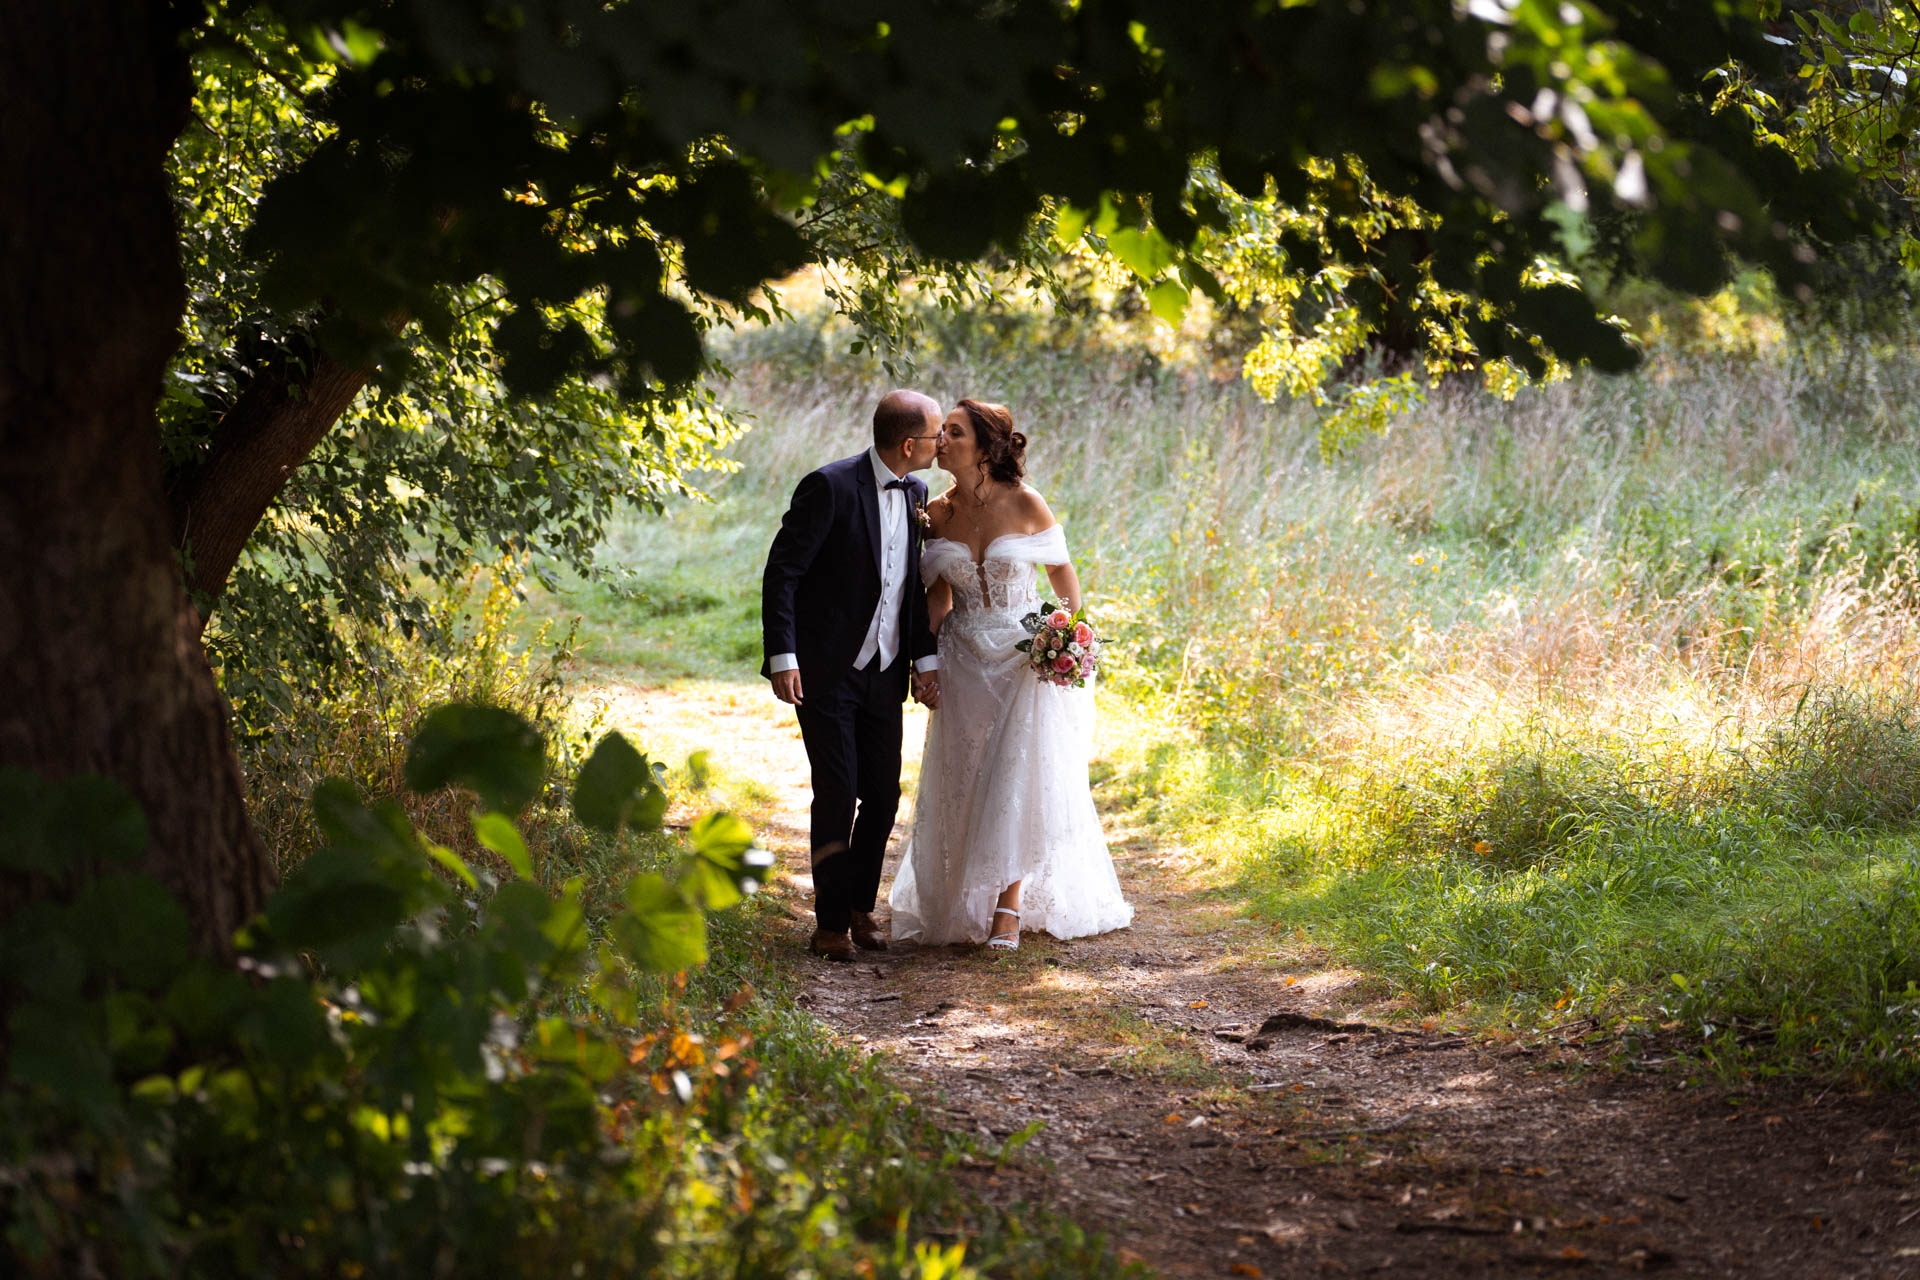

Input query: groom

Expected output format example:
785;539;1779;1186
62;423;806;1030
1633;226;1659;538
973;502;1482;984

762;390;942;961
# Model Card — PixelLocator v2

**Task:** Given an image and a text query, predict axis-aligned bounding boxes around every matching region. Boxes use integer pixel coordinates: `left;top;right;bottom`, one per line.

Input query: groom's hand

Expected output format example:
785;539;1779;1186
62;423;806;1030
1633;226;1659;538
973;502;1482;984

771;670;804;705
913;671;940;710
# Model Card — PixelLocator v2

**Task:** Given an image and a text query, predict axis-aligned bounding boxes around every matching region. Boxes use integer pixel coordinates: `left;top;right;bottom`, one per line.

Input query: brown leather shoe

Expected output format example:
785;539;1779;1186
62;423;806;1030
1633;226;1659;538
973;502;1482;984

808;928;856;962
849;910;889;952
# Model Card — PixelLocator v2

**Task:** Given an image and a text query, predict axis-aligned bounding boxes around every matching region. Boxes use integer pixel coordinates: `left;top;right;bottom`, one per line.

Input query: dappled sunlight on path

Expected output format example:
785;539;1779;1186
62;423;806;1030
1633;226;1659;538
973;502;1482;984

587;672;1920;1278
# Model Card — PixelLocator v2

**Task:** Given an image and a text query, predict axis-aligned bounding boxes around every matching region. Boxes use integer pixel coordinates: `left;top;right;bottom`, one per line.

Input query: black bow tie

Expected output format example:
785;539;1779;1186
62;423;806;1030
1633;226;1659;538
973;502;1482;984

883;478;911;491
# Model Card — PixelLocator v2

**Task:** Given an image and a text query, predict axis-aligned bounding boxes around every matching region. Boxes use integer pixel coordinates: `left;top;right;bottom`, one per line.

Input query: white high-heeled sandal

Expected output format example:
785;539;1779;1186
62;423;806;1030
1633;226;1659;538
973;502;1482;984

986;908;1021;950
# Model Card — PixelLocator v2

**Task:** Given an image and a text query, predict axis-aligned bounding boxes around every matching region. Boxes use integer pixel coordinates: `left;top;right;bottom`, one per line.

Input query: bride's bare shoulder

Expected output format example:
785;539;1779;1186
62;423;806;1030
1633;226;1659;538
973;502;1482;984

926;491;955;534
1010;485;1055;533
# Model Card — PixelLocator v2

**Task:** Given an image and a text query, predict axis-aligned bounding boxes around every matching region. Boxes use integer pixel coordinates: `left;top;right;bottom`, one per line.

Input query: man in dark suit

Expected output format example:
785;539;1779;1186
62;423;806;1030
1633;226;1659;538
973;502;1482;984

762;390;942;961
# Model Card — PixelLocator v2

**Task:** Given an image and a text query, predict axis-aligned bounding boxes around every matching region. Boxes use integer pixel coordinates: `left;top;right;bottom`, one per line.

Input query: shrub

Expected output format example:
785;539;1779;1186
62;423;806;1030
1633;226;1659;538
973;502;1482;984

0;710;774;1276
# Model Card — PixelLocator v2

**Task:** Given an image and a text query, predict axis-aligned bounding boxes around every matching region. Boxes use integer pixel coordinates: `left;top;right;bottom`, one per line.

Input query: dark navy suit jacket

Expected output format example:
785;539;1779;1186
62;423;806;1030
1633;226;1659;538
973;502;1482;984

761;452;936;702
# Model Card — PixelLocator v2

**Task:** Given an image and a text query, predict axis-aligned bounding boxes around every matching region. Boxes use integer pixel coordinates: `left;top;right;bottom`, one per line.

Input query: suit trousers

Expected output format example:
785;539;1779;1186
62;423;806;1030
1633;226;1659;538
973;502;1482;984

793;654;906;932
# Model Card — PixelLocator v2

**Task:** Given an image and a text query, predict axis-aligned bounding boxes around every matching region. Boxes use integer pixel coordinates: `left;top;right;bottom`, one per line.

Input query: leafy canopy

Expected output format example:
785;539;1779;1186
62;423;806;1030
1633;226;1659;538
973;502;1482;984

1715;1;1920;299
240;0;1860;385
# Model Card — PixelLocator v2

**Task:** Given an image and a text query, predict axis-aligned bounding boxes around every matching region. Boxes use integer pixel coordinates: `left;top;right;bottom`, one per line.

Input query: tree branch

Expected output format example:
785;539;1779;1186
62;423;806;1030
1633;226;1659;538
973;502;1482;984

170;349;371;629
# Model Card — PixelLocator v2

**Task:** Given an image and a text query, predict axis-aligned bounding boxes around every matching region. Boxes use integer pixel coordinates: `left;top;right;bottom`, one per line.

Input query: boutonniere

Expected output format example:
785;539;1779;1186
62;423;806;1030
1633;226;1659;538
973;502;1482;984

912;501;932;533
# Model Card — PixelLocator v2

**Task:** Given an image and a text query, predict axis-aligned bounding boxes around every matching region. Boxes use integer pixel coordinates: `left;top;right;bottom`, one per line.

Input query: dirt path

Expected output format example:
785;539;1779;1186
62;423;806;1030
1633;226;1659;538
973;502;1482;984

592;673;1920;1278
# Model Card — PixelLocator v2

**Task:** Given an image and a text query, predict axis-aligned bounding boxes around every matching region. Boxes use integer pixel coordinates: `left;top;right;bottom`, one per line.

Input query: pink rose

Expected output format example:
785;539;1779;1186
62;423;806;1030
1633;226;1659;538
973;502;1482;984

1052;654;1077;674
1072;621;1093;645
1048;609;1072;629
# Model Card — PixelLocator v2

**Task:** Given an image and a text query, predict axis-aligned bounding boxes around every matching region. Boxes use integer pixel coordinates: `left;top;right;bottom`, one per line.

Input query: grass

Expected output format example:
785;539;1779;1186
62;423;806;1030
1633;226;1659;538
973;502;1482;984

531;301;1920;1085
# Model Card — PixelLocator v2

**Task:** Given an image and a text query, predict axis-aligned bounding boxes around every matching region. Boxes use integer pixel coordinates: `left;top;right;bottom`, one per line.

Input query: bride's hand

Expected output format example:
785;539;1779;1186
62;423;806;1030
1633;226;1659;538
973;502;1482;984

913;671;941;711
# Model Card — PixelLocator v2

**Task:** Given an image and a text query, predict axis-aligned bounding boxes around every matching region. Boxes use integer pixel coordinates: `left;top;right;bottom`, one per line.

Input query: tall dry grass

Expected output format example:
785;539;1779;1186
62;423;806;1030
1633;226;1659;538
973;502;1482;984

709;322;1920;732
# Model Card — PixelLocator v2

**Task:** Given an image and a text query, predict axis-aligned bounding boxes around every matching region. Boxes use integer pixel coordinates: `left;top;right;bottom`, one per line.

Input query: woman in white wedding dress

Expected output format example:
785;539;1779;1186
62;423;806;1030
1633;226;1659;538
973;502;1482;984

888;398;1133;949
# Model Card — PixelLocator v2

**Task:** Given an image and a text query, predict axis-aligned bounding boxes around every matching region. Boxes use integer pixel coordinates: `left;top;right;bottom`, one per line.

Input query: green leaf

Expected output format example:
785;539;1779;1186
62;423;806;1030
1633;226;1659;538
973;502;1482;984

163;962;254;1047
404;704;546;813
0;770;148;874
531;1015;623;1081
473;810;534;880
541;877;586;950
2;902;86;1000
573;731;668;833
1180;261;1228;304
105;990;174;1074
1090;194;1121;237
589;946;640;1023
901;170;996;259
71;873;191;990
1053;202;1091;247
8;1002;112;1115
487;879;569;988
308;18;384;66
613;873;707;972
686;749;713;792
265;848;412;969
680;859;744;912
1106;225;1175;280
46;775;149;866
691;811;754;863
130;1075;178;1106
681;812;773;911
205;1068;259;1126
250;975;334;1069
1146;279;1190;326
312;779;388;849
425;841;481;890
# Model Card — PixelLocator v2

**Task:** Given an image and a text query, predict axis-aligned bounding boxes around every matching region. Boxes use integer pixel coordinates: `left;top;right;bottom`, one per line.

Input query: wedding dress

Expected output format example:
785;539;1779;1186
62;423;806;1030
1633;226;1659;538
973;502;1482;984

888;525;1134;945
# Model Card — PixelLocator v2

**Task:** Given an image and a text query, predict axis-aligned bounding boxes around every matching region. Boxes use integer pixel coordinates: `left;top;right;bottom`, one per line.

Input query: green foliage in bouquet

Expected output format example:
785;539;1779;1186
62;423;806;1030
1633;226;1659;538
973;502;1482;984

1016;601;1101;689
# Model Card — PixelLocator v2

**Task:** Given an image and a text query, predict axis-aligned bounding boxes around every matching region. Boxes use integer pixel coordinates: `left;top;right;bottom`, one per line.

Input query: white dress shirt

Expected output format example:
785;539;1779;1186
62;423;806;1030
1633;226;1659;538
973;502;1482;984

769;447;940;677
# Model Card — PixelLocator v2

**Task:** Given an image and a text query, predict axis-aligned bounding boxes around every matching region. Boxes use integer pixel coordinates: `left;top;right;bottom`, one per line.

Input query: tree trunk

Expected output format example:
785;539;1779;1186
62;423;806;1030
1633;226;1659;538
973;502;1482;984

173;351;371;624
0;2;272;954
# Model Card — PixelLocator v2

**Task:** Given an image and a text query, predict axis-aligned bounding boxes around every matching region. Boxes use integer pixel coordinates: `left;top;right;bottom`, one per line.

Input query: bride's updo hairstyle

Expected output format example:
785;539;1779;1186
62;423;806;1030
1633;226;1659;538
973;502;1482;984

957;398;1026;488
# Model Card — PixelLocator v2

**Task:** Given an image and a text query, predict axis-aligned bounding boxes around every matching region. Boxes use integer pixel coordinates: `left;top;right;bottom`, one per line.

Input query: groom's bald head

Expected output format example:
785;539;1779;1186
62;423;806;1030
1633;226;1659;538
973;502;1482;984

872;390;941;449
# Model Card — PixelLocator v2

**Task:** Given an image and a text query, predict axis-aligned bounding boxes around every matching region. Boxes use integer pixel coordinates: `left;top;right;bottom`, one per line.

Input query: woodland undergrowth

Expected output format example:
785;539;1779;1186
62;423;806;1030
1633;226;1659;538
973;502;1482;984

185;566;1129;1280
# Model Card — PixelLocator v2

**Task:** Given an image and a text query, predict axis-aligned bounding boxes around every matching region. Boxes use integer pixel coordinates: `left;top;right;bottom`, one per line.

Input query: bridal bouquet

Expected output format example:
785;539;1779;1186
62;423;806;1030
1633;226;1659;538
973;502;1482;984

1017;602;1101;688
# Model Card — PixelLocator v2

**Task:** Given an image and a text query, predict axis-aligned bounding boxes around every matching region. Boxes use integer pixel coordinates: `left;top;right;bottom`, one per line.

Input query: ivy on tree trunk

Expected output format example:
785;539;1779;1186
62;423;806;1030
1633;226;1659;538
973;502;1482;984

0;1;271;955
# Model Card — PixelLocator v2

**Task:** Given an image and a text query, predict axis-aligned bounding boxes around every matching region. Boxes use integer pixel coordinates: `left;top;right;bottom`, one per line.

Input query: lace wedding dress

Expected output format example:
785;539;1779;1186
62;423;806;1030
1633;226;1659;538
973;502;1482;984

888;525;1134;945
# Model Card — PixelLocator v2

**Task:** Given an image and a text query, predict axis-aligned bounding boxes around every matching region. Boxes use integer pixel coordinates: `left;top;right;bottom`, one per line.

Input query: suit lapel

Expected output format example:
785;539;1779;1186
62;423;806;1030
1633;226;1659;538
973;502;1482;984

855;455;883;579
905;476;925;564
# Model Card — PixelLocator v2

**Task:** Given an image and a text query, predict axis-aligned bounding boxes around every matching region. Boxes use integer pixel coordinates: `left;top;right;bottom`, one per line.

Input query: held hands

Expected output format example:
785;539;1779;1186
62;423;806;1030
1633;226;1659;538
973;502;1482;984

773;667;937;709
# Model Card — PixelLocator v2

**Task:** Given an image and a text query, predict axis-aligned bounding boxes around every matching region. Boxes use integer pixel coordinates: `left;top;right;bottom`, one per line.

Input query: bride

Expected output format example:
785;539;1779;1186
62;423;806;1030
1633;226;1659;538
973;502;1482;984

888;398;1133;949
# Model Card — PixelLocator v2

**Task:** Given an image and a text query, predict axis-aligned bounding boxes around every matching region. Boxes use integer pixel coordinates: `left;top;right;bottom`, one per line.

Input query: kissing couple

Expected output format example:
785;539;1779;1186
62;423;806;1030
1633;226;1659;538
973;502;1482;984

761;390;1134;961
